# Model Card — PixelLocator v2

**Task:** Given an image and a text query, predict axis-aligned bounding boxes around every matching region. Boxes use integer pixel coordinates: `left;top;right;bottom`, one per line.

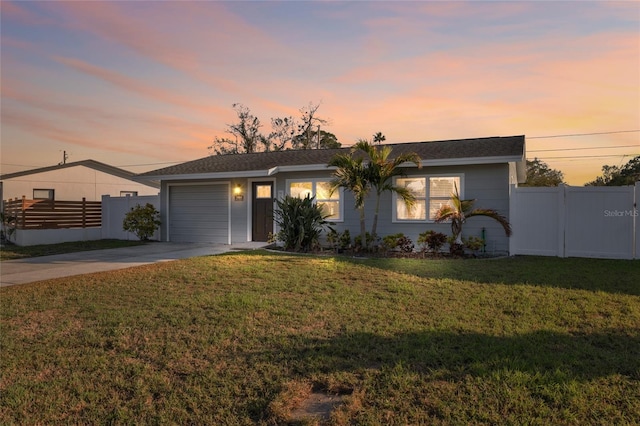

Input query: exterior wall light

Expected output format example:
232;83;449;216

233;184;244;201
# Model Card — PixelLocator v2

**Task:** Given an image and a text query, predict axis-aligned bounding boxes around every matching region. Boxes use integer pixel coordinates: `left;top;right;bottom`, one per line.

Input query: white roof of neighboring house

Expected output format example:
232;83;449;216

1;159;160;189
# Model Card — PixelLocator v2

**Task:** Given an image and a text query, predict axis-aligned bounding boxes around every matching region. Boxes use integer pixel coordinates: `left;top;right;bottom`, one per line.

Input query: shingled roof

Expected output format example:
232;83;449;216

138;135;525;179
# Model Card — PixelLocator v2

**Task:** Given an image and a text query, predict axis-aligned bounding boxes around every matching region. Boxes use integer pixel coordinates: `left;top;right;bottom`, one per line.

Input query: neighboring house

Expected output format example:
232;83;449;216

1;160;160;207
137;135;526;253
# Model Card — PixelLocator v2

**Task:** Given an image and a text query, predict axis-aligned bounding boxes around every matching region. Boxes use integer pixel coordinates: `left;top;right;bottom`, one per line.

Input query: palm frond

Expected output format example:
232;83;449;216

466;209;513;236
434;205;458;223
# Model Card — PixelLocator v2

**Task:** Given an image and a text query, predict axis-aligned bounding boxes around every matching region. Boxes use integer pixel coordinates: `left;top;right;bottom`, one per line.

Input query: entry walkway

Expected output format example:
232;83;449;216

0;242;268;287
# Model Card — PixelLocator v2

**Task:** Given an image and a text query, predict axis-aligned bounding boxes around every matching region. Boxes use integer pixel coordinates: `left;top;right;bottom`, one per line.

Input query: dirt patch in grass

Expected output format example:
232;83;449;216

267;380;347;424
289;392;347;424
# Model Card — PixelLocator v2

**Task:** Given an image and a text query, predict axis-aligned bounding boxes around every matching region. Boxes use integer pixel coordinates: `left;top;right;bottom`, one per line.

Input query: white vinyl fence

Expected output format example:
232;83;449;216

510;183;639;259
101;194;160;241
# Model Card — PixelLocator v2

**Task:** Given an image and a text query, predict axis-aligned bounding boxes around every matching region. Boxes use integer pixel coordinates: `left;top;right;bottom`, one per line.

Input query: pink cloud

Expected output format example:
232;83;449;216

52;56;228;117
0;1;52;26
44;1;285;99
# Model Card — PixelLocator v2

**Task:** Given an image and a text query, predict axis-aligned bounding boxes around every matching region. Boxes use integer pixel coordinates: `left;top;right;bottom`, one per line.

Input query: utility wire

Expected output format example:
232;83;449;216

528;130;639;139
529;144;639;153
529;154;639;160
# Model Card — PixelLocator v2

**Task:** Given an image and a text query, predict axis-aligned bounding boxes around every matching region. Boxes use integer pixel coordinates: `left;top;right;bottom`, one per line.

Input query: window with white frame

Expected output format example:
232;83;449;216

288;179;342;221
395;175;461;221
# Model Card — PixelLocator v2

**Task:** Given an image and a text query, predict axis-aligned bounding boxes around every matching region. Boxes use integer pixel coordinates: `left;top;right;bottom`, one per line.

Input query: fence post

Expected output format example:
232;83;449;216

82;197;86;228
558;184;566;258
635;182;639;259
102;195;109;240
20;196;26;230
509;184;517;256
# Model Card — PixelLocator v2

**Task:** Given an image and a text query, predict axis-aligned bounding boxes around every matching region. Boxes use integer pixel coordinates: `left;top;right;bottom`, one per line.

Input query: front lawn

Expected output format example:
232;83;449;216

1;252;638;424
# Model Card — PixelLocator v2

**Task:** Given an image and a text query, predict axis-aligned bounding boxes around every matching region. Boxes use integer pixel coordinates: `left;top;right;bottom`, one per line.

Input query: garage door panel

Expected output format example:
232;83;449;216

169;185;229;243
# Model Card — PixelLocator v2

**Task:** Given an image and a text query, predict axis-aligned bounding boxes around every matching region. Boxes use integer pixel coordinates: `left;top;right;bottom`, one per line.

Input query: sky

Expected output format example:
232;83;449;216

1;0;638;185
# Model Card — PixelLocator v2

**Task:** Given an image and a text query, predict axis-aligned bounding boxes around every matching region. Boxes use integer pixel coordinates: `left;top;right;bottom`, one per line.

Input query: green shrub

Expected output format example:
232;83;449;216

397;235;414;253
339;229;351;250
418;230;447;254
463;236;484;253
1;211;17;242
274;195;332;252
327;229;353;252
326;229;340;251
382;233;404;252
354;232;375;251
447;235;465;256
122;203;161;241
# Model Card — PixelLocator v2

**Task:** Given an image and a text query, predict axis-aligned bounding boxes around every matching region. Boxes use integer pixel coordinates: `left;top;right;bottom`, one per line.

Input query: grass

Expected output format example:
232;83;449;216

0;239;146;261
1;251;639;424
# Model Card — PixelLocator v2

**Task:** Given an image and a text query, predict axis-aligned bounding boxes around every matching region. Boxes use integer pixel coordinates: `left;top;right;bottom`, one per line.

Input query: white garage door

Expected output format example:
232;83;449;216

169;184;229;243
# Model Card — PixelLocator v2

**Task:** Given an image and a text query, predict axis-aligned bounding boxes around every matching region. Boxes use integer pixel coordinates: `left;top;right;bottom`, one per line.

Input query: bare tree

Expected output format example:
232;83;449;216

208;103;265;155
268;116;297;151
209;101;337;154
292;102;329;150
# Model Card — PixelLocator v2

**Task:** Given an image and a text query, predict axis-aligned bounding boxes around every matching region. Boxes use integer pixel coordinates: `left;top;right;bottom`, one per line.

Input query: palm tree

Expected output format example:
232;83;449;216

355;140;422;240
328;152;370;248
373;132;386;145
434;184;512;248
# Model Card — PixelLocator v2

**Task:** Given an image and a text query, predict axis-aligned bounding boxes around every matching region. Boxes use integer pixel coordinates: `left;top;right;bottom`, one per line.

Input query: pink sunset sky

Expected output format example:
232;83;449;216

1;1;638;185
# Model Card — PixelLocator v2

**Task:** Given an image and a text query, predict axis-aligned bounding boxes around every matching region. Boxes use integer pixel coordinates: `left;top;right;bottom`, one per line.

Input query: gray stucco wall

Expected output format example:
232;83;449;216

337;164;509;253
158;163;512;252
276;163;511;254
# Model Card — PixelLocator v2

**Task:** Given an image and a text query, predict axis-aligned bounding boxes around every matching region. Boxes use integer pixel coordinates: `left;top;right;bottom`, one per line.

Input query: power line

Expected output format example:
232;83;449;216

529;144;639;153
528;130;640;139
529;154;639;160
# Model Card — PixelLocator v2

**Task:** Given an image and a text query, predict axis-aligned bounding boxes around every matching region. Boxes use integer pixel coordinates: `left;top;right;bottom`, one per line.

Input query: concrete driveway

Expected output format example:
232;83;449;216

0;242;268;287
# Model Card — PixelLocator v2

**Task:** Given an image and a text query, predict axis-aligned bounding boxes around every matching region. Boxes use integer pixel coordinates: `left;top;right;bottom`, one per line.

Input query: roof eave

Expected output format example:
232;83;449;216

136;169;275;181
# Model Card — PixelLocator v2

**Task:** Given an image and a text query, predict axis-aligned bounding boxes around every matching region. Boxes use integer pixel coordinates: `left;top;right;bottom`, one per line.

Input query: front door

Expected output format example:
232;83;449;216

252;182;274;241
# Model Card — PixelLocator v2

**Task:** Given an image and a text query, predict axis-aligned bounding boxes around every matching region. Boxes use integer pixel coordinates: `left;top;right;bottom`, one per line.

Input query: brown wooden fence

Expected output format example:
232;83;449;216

3;197;101;229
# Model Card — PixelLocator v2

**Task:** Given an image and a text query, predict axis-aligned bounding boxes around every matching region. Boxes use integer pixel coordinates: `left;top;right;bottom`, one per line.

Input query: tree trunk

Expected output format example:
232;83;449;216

371;193;381;240
359;206;367;250
453;218;463;244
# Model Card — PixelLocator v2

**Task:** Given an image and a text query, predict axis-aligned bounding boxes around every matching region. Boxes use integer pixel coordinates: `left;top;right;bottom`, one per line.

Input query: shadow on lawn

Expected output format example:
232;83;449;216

256;329;639;385
334;255;640;296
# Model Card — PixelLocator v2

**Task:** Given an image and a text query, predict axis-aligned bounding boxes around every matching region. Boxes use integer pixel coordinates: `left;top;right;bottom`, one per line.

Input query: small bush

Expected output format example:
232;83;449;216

1;211;17;242
354;232;375;251
463;236;484;253
447;236;465;257
122;203;161;241
397;236;415;253
339;229;351;250
417;230;447;254
326;229;340;251
382;233;404;252
326;229;352;252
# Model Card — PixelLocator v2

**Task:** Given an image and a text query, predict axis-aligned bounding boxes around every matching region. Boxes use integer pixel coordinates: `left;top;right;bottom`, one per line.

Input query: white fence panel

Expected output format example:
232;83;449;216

636;183;640;259
510;186;564;256
565;186;635;259
510;184;637;259
101;195;160;241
